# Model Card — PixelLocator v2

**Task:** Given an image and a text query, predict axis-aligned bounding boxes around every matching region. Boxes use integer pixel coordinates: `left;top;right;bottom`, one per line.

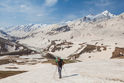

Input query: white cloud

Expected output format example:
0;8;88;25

45;0;58;7
95;0;111;6
0;0;59;26
20;5;27;8
37;14;43;17
85;0;113;7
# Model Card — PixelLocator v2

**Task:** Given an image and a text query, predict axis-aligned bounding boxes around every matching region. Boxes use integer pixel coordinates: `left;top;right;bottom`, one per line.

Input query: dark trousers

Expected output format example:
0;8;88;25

58;66;62;78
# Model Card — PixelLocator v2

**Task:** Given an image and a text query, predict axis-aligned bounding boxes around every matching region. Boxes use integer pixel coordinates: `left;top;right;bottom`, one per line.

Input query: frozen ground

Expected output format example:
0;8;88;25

0;59;124;83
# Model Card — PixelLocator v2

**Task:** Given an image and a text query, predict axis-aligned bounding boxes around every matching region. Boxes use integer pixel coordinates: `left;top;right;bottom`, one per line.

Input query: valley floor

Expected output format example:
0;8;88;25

0;59;124;83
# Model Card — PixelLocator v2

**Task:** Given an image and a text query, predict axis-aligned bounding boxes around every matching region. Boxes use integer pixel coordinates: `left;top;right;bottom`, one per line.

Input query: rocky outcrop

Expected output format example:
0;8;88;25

0;37;38;56
68;44;107;60
0;49;34;56
44;40;73;52
43;53;56;59
0;59;12;65
111;47;124;58
53;25;70;32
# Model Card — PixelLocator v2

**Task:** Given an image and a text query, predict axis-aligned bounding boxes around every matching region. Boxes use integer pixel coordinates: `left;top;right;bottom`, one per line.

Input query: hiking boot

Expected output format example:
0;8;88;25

59;77;62;79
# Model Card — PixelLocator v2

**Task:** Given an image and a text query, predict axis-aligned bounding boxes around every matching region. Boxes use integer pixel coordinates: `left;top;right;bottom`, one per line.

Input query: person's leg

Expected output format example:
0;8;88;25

58;66;62;78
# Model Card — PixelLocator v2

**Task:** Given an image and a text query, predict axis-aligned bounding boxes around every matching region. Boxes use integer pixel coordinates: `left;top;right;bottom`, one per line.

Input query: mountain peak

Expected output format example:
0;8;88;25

82;10;116;22
101;10;115;17
102;10;109;14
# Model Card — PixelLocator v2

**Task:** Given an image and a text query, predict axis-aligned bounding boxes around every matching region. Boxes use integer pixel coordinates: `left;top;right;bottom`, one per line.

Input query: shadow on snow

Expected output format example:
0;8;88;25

62;74;79;78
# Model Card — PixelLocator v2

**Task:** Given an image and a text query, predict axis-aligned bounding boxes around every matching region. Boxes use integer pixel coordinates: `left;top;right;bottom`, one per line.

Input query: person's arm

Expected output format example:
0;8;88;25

55;59;58;66
62;60;65;66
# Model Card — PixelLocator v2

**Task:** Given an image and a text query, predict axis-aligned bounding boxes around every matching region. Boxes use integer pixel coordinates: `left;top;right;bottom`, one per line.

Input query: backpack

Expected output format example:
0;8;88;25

56;58;64;67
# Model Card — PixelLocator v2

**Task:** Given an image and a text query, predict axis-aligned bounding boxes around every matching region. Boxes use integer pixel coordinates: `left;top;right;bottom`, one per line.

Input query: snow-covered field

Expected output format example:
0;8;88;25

0;59;124;83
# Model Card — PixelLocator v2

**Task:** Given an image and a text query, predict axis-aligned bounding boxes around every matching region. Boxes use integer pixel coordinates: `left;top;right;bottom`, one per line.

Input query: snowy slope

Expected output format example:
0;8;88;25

0;59;124;83
0;30;8;38
0;30;14;40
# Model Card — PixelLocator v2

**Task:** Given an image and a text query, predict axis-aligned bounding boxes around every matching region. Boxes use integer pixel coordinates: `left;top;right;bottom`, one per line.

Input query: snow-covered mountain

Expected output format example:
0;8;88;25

1;10;124;59
16;11;124;59
6;24;48;37
0;26;4;30
82;10;116;22
7;24;46;32
0;30;19;42
5;10;116;38
0;30;8;37
0;30;13;39
0;30;36;55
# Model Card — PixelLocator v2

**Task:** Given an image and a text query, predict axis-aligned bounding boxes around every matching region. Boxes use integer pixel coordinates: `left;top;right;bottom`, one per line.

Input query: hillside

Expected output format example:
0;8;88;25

14;12;124;60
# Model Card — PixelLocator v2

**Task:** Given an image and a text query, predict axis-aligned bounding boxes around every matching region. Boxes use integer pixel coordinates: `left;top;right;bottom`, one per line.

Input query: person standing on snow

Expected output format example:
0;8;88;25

55;57;64;79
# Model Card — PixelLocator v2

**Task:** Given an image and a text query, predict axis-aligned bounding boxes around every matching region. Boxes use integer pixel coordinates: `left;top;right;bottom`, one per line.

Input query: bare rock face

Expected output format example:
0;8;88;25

53;25;70;32
68;44;107;60
44;40;73;52
111;47;124;58
43;53;56;59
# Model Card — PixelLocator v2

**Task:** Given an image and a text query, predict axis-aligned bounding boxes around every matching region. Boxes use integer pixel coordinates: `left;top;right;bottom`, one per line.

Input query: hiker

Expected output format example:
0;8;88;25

55;57;64;79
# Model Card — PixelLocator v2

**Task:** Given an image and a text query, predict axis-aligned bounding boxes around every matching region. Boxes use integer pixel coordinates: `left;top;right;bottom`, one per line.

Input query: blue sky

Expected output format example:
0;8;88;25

0;0;124;27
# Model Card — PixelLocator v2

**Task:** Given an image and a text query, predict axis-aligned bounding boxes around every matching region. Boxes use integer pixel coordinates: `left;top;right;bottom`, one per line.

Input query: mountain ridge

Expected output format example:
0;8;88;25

1;10;117;38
